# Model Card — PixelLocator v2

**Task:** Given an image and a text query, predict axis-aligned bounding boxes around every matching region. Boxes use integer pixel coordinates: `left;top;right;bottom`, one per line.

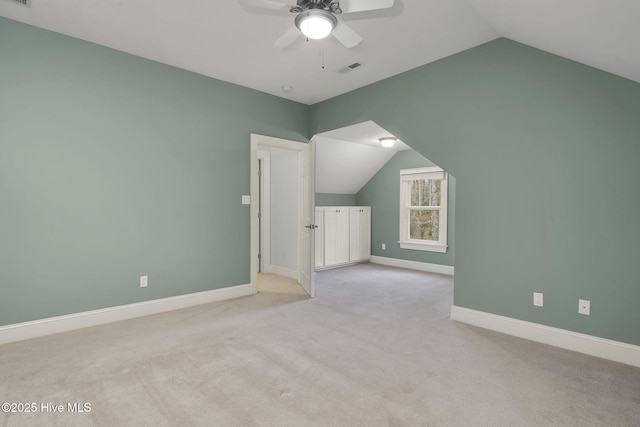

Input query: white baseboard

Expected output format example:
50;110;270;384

267;265;298;280
315;260;364;271
370;256;454;276
450;306;640;368
0;284;254;346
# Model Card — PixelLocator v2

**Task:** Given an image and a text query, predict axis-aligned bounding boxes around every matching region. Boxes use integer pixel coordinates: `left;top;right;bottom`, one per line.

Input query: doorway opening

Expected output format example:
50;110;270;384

311;120;455;288
250;134;316;297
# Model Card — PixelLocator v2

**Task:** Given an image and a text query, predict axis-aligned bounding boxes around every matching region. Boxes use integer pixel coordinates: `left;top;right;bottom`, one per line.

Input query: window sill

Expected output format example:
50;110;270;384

398;241;447;253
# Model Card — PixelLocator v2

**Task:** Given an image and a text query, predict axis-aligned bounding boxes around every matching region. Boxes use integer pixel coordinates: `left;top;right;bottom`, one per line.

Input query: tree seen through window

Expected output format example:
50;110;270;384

409;179;440;241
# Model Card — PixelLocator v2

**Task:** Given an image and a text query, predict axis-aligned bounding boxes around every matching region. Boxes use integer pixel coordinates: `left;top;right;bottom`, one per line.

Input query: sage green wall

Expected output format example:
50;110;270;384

3;17;639;348
310;38;640;346
315;193;357;206
0;18;309;326
356;150;455;266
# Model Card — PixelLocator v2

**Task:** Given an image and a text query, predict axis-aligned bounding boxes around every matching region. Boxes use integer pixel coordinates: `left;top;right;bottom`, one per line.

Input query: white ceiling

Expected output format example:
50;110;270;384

3;0;637;105
315;121;413;194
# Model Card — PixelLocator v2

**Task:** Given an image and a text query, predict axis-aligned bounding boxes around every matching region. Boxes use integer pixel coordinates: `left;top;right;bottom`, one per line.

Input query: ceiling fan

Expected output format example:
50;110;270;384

238;0;395;49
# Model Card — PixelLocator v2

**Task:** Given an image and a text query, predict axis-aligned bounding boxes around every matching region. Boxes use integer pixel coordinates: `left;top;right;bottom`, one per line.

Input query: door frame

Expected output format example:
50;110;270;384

257;150;271;273
250;134;315;296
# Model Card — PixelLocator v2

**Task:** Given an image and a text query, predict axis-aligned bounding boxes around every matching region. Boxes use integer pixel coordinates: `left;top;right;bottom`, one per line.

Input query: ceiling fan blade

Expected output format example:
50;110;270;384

338;0;395;14
332;22;363;48
275;26;301;47
238;0;291;11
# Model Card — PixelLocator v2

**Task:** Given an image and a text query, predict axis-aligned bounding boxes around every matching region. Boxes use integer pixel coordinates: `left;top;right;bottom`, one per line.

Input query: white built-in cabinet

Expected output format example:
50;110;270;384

323;207;350;266
314;207;324;268
315;206;371;269
349;207;371;262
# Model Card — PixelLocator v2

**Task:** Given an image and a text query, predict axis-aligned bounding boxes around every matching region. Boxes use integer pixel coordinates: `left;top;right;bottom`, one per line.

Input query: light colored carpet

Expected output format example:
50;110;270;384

1;263;639;426
257;272;309;297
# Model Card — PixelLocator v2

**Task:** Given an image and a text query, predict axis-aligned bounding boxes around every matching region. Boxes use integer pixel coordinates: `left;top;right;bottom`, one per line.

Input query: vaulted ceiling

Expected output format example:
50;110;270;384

1;0;638;105
2;0;637;195
315;121;412;194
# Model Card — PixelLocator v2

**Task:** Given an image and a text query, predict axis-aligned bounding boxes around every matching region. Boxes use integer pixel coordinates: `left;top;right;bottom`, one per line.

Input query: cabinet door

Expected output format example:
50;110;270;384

324;208;350;266
349;208;361;261
336;209;350;264
314;208;324;268
349;207;371;262
360;207;371;260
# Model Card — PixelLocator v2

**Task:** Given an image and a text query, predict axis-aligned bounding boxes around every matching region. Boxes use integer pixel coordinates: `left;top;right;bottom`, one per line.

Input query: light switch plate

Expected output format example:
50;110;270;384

242;195;251;205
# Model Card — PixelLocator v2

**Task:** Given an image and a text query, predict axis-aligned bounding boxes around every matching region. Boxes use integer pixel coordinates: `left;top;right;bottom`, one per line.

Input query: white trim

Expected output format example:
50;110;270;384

400;166;444;181
0;284;253;345
450;306;640;368
250;134;309;295
398;241;448;253
399;168;448;253
258;150;271;273
315;260;368;271
370;256;454;276
267;265;299;280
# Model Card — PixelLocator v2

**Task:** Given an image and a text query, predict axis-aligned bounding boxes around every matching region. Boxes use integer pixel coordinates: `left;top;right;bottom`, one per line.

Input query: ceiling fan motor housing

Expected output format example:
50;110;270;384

291;0;342;14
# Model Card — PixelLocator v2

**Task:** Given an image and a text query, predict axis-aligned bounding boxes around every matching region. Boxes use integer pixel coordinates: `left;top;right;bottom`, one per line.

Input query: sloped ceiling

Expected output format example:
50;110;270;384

2;0;637;105
315;121;412;194
467;0;640;85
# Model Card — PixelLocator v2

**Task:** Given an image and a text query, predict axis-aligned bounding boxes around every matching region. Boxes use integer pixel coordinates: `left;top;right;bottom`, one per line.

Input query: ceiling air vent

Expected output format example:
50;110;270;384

337;62;363;74
6;0;31;6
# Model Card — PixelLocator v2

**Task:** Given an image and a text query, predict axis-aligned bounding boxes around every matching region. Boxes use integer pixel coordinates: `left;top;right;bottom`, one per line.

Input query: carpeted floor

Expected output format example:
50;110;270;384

1;263;639;426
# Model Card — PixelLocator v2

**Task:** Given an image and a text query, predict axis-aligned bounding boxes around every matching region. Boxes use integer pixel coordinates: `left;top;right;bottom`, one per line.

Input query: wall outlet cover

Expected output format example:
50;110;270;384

533;292;543;307
578;299;590;315
140;276;148;288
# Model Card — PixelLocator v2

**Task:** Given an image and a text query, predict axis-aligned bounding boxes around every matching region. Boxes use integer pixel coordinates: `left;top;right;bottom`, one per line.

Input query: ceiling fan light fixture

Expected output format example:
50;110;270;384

379;137;397;148
295;9;337;40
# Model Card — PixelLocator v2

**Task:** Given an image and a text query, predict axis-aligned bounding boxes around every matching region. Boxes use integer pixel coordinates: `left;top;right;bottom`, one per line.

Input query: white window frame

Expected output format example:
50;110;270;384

399;166;448;253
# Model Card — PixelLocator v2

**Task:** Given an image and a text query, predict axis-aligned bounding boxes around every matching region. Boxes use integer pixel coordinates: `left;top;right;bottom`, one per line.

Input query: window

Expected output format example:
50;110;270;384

399;167;448;252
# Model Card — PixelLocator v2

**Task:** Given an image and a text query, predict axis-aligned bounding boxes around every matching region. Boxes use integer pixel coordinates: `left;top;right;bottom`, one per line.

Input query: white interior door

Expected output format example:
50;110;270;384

250;134;315;297
299;139;316;297
257;151;271;273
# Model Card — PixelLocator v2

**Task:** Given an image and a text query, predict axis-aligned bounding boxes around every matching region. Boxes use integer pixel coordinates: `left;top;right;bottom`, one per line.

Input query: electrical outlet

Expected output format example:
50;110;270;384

533;292;543;307
381;243;386;250
578;299;590;315
140;276;148;288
